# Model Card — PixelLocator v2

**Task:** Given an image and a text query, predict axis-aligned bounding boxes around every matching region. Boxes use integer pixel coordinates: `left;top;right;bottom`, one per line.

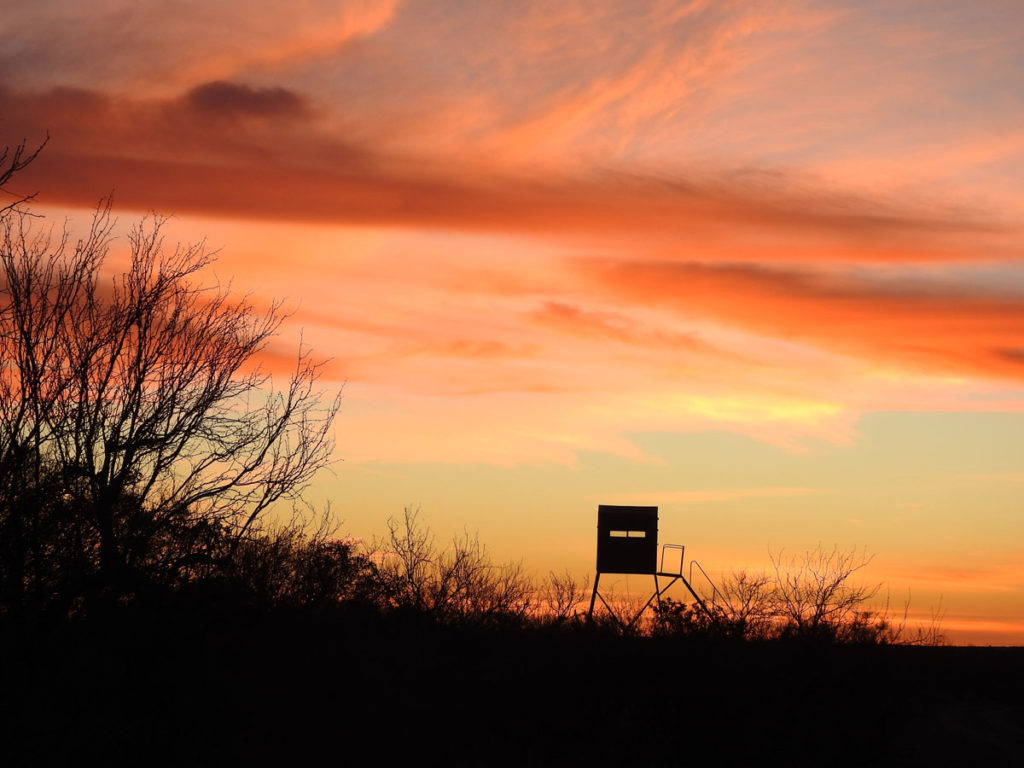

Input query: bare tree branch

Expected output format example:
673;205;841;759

0;136;49;215
0;158;341;612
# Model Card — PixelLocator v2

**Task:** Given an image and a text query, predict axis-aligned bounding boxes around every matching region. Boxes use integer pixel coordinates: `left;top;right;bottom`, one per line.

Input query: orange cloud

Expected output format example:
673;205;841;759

604;486;822;504
887;560;1024;594
0;0;399;94
6;1;1024;459
6;140;1011;267
530;301;711;353
584;259;1024;382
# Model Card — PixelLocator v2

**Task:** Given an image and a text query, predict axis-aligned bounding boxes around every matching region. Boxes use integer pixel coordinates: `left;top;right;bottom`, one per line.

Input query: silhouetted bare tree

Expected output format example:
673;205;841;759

542;569;587;622
769;545;879;640
707;568;776;639
0;149;340;616
371;507;534;624
652;547;943;644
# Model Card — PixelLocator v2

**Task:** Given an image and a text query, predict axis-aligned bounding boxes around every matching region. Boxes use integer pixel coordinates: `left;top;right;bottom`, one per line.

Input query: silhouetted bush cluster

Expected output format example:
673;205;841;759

649;546;944;646
366;506;535;626
0;477;944;646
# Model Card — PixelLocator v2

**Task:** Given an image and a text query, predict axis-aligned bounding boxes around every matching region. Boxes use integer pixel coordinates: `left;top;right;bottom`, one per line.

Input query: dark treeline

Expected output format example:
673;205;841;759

1;508;1022;766
3;594;1023;767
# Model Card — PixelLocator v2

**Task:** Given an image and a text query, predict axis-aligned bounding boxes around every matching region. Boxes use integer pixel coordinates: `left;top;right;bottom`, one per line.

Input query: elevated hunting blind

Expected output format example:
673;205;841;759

595;504;658;575
587;504;713;629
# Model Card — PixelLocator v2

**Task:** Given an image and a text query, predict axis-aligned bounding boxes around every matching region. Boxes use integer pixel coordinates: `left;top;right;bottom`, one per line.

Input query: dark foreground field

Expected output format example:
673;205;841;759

3;604;1022;767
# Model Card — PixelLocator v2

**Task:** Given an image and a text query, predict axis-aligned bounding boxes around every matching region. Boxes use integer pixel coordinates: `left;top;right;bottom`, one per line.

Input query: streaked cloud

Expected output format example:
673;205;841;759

0;0;399;93
183;81;310;120
603;486;823;505
584;259;1024;382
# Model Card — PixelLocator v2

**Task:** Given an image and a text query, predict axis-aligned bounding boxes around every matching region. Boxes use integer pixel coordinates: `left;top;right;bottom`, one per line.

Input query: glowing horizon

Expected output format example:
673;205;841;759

3;0;1023;643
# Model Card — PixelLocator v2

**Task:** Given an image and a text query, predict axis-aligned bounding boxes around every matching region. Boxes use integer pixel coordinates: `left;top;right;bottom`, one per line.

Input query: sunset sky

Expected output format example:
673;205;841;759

3;0;1023;643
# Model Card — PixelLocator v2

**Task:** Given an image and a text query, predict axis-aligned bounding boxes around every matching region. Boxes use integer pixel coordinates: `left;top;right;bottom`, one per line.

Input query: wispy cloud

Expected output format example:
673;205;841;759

4;0;1024;457
8;87;1014;267
603;486;823;505
583;259;1024;382
0;0;399;93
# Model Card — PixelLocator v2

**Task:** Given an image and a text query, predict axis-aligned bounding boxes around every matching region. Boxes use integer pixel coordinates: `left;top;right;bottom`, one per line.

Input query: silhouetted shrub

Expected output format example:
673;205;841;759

541;568;588;624
651;597;719;638
223;517;379;610
368;506;535;625
651;546;944;645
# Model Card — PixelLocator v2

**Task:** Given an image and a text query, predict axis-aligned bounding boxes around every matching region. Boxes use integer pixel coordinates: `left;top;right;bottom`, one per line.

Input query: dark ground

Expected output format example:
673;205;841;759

2;604;1022;767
